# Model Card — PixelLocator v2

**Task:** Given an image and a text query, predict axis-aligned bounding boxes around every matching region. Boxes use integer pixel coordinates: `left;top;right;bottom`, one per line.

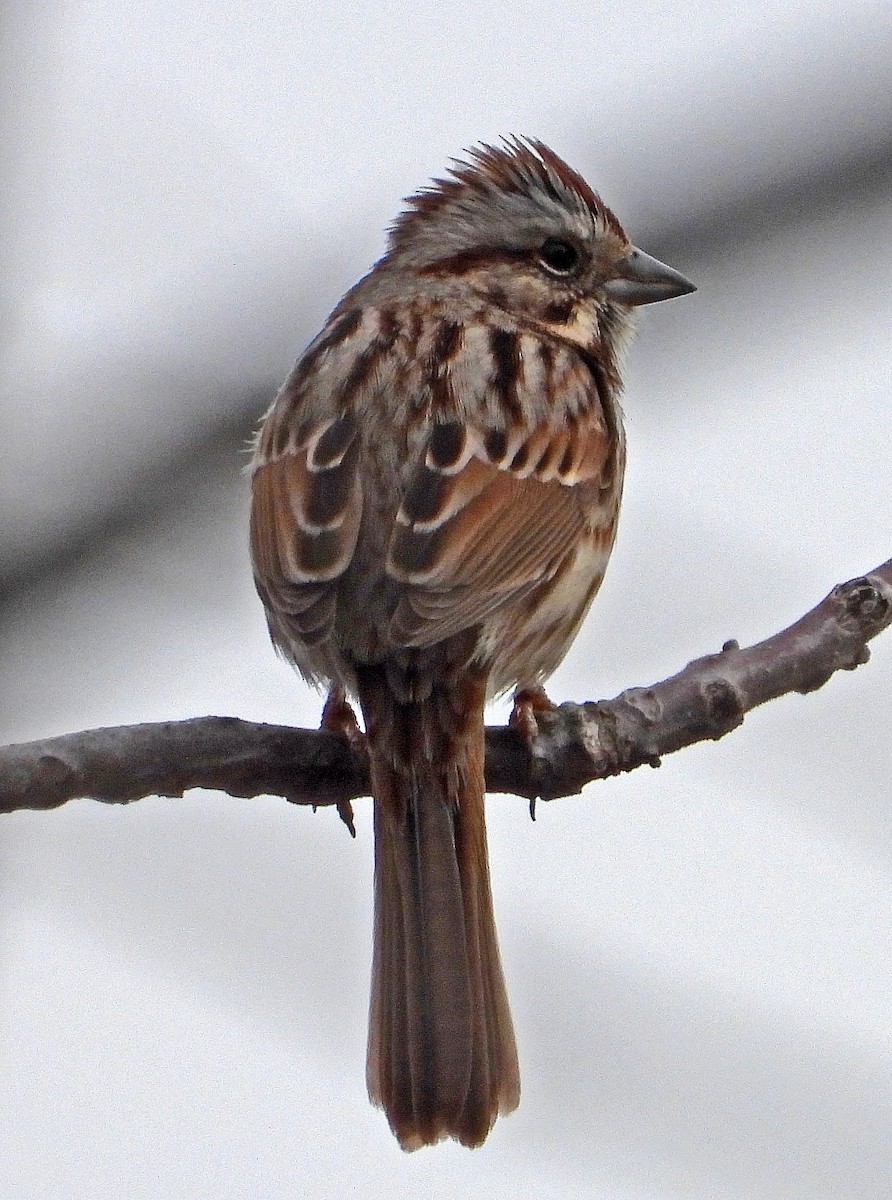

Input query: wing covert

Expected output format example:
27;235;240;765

387;405;617;647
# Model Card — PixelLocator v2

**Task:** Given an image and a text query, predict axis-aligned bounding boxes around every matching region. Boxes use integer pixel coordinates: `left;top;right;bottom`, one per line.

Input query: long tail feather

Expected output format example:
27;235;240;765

358;663;519;1149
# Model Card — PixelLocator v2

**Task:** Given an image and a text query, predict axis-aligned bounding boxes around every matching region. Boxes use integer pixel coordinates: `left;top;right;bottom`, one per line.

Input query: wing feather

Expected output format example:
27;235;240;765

388;409;614;648
250;414;362;648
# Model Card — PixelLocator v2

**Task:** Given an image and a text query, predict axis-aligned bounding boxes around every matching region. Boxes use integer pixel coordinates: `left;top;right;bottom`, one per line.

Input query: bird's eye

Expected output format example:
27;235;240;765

537;238;580;275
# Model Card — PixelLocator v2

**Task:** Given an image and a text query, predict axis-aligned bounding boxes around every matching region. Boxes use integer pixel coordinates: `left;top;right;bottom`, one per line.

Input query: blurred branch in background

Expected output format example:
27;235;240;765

4;558;889;816
625;126;892;264
0;387;272;600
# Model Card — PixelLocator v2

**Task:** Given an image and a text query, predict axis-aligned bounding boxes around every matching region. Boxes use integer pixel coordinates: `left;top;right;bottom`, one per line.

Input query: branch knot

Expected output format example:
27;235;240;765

836;574;891;633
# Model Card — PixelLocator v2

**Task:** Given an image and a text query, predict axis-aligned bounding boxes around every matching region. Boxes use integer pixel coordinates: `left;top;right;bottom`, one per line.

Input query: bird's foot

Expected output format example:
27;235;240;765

320;686;366;837
509;685;558;818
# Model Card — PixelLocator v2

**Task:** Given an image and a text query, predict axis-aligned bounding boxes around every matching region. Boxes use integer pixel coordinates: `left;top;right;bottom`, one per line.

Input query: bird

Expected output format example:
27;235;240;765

249;137;694;1150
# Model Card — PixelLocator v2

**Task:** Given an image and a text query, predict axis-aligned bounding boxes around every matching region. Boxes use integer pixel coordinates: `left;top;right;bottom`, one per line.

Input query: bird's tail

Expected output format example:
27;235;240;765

357;663;519;1150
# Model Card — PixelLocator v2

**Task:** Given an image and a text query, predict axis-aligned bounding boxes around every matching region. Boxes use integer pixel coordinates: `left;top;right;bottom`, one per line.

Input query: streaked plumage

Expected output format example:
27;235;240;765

250;137;694;1149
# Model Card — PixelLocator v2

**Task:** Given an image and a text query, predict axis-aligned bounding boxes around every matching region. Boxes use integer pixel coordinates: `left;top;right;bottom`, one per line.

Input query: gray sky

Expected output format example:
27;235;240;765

2;3;891;1198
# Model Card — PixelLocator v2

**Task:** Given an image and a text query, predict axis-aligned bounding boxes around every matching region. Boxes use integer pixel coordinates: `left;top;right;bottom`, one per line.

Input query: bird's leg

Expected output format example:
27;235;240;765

509;685;558;819
320;685;366;836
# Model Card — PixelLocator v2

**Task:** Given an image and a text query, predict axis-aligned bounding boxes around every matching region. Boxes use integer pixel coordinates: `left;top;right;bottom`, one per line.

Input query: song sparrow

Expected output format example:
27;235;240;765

249;138;694;1149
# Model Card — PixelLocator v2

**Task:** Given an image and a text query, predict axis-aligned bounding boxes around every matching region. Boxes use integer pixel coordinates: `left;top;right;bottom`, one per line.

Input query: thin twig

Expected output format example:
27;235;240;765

1;559;890;815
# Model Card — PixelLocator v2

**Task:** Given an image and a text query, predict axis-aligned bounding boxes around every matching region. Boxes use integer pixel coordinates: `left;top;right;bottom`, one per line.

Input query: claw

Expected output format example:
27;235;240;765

336;799;357;838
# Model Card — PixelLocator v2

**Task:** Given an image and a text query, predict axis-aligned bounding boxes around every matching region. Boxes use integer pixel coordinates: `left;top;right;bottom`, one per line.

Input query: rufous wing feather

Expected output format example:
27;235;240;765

250;414;362;651
388;412;613;647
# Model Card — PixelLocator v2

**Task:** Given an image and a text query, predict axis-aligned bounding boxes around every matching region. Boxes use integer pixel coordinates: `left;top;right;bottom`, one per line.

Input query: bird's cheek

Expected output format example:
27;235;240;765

537;299;602;351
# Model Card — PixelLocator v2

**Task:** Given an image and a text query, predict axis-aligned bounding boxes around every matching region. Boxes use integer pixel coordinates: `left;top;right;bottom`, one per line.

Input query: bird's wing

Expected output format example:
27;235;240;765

388;349;619;647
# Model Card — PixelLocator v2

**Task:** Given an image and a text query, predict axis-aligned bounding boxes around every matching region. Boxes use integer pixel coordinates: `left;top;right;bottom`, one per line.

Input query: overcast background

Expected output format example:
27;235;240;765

2;3;891;1198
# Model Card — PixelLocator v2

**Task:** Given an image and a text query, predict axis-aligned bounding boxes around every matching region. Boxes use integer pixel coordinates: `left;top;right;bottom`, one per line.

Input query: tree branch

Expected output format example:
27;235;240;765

2;559;890;817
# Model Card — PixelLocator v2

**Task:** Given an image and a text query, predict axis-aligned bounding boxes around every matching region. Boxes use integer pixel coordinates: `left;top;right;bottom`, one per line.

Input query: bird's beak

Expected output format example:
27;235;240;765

603;247;696;306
